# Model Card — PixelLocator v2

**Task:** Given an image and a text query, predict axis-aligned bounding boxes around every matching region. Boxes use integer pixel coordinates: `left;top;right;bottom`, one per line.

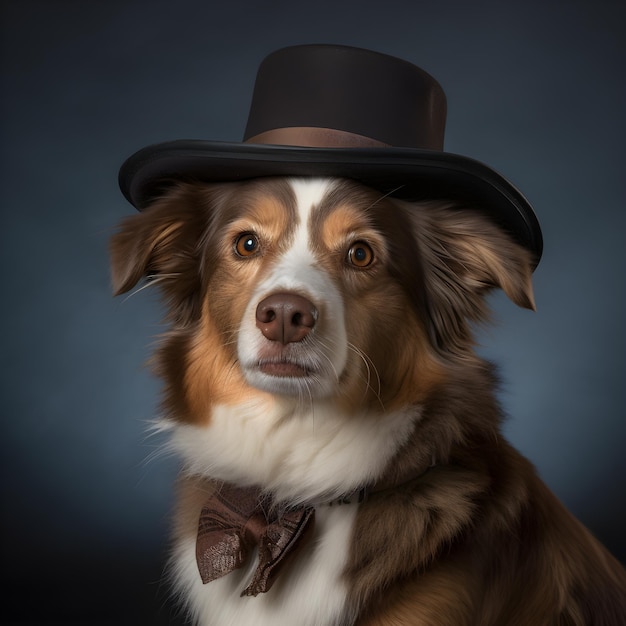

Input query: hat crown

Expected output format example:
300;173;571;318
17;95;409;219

243;45;447;150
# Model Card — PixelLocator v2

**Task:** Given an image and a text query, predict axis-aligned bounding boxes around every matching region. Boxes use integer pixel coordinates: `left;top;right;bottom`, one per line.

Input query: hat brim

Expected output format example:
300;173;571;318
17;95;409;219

119;140;543;267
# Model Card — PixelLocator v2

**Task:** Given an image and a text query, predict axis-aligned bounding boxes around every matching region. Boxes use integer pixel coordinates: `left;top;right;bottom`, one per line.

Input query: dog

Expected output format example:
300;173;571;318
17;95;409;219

111;176;626;625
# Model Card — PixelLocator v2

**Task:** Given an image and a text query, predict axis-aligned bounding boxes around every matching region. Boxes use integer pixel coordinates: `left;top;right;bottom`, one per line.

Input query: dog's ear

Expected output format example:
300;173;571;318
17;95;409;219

410;202;536;353
110;183;216;322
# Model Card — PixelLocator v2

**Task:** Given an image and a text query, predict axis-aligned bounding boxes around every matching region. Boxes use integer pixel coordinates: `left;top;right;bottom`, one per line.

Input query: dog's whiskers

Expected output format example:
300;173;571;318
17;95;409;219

224;359;242;385
347;342;385;409
212;322;246;350
296;373;315;415
121;273;181;303
316;337;342;383
366;185;406;211
134;419;178;488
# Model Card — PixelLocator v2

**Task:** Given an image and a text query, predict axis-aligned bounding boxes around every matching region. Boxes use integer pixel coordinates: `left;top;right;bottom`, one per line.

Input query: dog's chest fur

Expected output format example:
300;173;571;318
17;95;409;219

166;396;419;625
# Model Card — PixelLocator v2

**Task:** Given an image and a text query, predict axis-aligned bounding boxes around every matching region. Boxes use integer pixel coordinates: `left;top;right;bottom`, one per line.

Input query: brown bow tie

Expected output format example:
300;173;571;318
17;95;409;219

196;483;315;596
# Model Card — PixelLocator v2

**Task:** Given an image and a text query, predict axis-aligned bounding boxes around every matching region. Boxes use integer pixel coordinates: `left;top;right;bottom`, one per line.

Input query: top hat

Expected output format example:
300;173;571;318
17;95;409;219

119;44;542;267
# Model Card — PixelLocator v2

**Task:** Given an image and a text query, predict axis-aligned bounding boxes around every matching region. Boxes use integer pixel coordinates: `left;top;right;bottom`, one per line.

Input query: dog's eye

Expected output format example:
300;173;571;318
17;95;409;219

235;233;260;257
347;241;374;268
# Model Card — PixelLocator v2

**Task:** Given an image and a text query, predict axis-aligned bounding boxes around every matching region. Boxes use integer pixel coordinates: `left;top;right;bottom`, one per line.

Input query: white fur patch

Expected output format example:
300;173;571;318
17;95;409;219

168;398;418;504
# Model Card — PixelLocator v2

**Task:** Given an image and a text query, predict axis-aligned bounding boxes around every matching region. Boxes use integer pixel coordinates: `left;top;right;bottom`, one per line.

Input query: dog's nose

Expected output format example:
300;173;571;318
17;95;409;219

256;293;317;344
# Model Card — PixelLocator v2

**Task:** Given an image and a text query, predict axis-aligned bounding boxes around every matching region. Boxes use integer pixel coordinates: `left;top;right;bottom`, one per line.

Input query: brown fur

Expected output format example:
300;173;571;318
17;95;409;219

349;378;626;624
110;178;626;624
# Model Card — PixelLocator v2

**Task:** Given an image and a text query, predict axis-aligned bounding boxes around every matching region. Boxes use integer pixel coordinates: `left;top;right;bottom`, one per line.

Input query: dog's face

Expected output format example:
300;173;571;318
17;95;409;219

111;177;535;426
219;178;446;411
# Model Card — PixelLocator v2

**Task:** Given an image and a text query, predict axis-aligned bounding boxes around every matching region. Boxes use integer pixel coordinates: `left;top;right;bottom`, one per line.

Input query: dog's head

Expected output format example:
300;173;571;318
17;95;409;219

110;178;534;422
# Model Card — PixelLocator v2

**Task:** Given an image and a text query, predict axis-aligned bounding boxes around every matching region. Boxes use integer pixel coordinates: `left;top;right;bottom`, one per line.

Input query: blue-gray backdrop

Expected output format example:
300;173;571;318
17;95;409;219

1;0;624;623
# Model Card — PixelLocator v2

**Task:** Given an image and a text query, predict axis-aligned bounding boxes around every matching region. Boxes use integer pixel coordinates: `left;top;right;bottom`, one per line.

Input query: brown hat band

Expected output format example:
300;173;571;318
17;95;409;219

245;126;391;149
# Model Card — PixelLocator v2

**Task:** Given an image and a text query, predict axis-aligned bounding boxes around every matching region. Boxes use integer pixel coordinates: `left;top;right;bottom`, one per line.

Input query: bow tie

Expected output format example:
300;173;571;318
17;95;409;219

196;483;315;596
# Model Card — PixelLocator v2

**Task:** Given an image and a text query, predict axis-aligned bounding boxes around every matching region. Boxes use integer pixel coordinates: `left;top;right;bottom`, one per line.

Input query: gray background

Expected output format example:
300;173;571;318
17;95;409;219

1;0;624;623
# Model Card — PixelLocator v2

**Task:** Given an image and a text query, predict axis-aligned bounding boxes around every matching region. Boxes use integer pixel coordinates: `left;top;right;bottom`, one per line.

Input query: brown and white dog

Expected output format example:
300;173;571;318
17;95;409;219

111;177;626;625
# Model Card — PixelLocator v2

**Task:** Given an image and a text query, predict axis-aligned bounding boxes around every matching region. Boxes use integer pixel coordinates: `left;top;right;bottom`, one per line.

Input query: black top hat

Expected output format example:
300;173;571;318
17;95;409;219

119;44;542;267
